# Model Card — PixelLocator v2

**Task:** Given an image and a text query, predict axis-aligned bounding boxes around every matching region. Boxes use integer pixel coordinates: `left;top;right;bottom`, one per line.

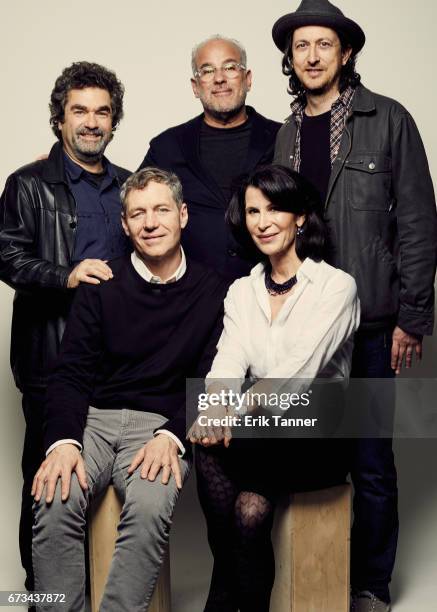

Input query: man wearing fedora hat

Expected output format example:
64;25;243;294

273;1;437;610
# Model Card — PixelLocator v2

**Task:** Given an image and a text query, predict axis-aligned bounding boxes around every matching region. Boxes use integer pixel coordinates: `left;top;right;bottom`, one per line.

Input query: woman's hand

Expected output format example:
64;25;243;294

187;403;237;448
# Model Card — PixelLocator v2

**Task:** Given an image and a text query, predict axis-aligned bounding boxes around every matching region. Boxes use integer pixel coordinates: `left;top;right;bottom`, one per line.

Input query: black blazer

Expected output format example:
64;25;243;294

139;107;281;280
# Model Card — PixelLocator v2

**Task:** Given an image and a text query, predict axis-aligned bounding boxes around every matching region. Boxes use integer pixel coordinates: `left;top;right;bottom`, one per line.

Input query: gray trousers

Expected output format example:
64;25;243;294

33;408;191;612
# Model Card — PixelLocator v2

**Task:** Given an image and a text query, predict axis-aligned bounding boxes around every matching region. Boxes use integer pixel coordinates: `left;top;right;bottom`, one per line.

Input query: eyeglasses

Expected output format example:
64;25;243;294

194;61;246;83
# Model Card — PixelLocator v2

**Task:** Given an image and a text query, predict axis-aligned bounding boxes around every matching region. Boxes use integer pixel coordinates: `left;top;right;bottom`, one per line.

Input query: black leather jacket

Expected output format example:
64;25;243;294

275;84;437;335
0;142;130;390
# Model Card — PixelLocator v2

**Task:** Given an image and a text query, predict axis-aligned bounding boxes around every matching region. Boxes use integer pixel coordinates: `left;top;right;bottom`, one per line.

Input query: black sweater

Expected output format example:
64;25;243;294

44;255;229;452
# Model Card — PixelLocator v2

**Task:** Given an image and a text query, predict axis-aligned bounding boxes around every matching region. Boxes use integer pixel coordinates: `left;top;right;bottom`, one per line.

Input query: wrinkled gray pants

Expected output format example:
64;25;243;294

33;408;190;612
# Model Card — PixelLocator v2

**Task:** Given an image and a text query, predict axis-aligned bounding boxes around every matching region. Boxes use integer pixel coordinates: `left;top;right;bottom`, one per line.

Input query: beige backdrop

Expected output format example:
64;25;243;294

1;1;436;610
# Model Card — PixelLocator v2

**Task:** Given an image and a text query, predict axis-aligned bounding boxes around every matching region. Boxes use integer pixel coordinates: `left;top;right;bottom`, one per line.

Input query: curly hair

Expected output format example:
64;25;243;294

282;31;361;101
49;61;124;139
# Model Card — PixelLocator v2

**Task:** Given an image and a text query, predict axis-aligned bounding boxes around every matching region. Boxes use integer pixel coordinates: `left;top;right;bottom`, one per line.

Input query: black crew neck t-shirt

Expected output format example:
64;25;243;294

82;167;107;189
199;116;252;202
299;110;331;204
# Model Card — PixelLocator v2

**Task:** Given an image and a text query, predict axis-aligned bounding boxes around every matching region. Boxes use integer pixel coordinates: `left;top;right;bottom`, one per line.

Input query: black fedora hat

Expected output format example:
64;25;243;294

272;0;365;54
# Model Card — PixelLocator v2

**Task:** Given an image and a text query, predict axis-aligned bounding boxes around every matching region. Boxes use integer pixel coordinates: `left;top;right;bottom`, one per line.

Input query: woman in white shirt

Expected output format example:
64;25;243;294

188;165;360;612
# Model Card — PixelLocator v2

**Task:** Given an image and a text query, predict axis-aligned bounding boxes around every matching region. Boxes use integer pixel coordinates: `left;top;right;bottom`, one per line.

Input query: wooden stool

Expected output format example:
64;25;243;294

270;484;351;612
88;485;171;612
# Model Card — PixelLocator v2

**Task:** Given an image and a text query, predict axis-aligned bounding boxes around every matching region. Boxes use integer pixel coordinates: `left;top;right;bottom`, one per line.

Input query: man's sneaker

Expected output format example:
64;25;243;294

351;590;392;612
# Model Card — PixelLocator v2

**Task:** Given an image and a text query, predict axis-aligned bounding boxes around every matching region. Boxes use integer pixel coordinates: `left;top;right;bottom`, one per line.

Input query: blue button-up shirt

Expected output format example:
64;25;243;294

64;153;129;264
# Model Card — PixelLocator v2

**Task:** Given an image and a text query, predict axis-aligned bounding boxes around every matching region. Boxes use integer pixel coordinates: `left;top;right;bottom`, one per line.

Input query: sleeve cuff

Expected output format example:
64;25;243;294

397;309;434;336
46;439;82;456
154;429;186;457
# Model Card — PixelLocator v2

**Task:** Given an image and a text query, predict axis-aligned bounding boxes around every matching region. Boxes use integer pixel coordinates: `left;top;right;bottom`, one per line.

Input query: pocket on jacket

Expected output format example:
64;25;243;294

345;152;393;211
349;236;399;323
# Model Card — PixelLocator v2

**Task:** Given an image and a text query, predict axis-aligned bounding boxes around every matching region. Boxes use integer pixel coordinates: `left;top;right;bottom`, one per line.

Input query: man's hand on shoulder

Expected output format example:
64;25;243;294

391;325;423;375
67;259;114;288
31;444;87;503
128;434;183;489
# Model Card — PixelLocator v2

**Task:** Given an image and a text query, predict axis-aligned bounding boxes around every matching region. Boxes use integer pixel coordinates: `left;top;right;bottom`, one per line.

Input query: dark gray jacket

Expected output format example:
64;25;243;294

275;84;437;335
0;141;130;390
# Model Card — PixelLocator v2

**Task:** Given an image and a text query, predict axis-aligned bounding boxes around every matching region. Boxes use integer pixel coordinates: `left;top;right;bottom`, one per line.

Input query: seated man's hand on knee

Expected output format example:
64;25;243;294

128;435;183;490
31;444;88;503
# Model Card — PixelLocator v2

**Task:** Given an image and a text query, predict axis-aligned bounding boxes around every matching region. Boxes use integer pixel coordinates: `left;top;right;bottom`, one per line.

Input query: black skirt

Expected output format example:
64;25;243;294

196;381;351;501
217;437;351;501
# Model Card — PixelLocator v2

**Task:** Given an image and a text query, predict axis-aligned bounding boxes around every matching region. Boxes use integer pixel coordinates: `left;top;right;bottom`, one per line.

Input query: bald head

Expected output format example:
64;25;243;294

191;35;246;75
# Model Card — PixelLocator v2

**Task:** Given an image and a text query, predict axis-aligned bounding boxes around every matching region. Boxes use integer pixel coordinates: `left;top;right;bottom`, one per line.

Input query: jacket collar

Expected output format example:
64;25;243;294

41;141;67;184
179;112;209;187
350;83;376;114
244;107;276;174
42;140;120;187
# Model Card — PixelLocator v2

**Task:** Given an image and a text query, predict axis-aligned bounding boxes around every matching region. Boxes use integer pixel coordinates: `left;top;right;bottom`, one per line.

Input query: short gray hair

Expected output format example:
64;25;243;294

191;35;247;75
120;167;184;214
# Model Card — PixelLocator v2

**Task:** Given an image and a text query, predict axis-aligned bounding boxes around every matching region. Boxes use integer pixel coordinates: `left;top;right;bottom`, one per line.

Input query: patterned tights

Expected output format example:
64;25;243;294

196;446;275;612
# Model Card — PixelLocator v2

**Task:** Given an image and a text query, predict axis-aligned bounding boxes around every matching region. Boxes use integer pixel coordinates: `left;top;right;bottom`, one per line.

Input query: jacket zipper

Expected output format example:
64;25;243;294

68;190;78;265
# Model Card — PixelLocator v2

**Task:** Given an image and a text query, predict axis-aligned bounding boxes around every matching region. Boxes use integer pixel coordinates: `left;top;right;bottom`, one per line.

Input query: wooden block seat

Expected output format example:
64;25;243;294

270;484;351;612
88;485;171;612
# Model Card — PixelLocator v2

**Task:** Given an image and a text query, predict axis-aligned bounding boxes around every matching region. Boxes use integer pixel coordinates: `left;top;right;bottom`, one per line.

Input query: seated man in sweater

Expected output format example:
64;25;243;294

31;167;229;611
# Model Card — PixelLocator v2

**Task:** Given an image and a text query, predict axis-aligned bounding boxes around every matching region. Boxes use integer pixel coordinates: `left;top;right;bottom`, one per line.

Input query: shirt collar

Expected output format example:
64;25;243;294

131;248;187;284
290;85;355;117
63;151;116;183
332;85;355;111
290;97;305;119
295;257;318;282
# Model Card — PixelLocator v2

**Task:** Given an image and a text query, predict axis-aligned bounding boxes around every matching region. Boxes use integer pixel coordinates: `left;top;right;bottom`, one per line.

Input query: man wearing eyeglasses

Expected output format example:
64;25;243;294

139;35;280;280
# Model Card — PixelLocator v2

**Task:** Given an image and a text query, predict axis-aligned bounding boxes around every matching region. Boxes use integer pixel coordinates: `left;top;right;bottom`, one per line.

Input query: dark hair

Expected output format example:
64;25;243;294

282;31;361;101
49;61;125;140
226;164;326;262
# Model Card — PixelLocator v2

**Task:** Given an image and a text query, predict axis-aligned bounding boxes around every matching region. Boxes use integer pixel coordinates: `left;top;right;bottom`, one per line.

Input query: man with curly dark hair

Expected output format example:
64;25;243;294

49;61;125;141
0;61;130;593
273;1;437;611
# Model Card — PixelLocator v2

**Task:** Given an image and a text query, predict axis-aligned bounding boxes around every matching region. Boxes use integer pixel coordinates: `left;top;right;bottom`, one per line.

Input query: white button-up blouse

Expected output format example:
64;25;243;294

207;258;360;394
